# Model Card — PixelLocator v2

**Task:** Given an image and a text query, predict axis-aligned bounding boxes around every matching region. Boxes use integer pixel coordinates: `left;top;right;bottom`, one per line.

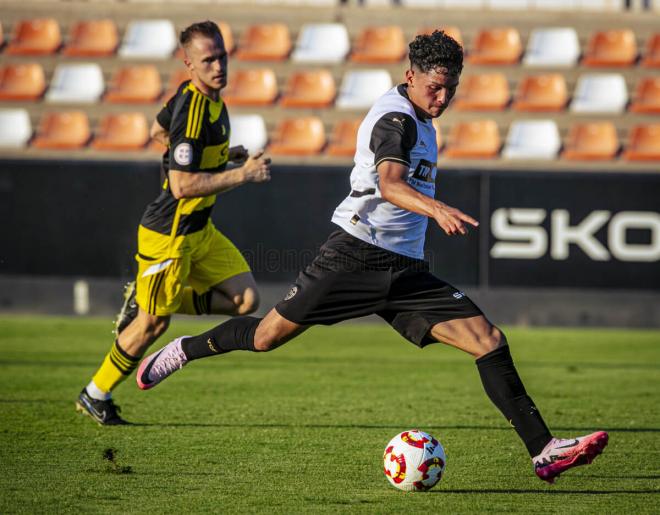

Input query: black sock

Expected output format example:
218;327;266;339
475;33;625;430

476;345;552;457
181;316;261;361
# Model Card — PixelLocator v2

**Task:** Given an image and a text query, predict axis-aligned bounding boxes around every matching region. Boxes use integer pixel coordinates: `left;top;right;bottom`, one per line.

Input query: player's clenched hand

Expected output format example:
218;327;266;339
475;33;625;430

242;150;271;183
228;145;249;164
432;202;479;236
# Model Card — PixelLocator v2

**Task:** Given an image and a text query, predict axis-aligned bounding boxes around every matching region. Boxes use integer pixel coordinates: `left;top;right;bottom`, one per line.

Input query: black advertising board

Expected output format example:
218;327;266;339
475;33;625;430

486;172;660;290
1;160;658;291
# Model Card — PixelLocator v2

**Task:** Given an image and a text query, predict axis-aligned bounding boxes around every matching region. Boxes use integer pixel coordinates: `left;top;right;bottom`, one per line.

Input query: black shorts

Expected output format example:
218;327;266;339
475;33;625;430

275;229;483;347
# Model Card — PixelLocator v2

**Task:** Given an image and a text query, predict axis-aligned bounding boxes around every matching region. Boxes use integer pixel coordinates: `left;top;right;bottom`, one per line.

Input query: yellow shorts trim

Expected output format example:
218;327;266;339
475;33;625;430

135;223;250;316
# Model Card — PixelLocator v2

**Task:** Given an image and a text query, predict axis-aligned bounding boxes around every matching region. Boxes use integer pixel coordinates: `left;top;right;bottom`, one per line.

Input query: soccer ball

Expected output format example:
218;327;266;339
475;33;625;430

383;430;446;491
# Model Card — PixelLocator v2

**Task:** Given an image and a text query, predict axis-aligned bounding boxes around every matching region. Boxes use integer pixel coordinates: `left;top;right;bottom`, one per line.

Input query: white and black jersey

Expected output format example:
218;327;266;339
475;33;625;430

331;84;438;259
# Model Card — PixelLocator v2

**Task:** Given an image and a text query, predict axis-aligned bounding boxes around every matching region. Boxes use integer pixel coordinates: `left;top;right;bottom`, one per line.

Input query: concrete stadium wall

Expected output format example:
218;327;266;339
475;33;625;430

1;159;659;326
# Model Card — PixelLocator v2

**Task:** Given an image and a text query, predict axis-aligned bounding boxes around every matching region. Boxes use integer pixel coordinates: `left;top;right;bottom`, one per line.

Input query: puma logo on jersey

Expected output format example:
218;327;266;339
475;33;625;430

391;117;404;126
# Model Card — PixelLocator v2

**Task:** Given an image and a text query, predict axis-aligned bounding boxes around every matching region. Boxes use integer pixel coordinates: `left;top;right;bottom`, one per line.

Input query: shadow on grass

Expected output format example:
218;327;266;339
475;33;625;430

434;489;660;495
129;422;660;433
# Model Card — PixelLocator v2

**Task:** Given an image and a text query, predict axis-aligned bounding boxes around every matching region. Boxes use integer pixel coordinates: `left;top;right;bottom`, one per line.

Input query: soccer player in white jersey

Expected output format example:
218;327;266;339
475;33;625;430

136;31;607;483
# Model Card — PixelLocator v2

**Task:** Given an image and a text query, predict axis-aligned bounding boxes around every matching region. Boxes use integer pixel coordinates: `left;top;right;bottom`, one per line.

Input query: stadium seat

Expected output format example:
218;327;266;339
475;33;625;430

291;23;350;63
445;0;483;7
444;120;501;159
32;111;91;149
624;124;660;161
163;69;191;100
336;70;393;110
105;65;162;103
0;63;46;101
6;18;61;55
229;114;268;155
582;29;638;67
452;73;510;111
401;0;445;6
280;70;336;108
502;119;560;159
562;122;619;160
513;74;568;112
350;26;407;63
630;77;660;114
0;108;32;147
326;118;362;157
92;113;149;150
45;63;105;103
222;68;278;106
523;27;580;67
468;27;522;65
418;26;464;48
119;20;177;59
487;0;530;8
269;117;326;156
236;23;291;61
570;73;628;113
642;34;660;68
63;19;119;56
217;21;235;55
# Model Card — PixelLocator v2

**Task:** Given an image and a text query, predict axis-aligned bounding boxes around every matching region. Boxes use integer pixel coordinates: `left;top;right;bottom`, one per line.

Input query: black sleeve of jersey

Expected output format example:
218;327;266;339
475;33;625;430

155;99;174;129
168;92;207;172
369;112;417;167
156;81;190;130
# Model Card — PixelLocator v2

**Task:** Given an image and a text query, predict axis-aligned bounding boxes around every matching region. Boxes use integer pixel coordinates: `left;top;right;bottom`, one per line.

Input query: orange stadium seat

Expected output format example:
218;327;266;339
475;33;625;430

624;124;660;161
418;26;464;48
163;69;191;100
0;63;46;101
269;117;326;156
452;73;510;111
7;18;62;55
350;26;407;63
326;118;361;157
105;65;162;104
236;23;291;61
280;70;336;108
217;21;235;55
444;120;501;159
562;122;619;161
468;27;522;65
63;20;119;56
513;74;568;112
92;113;150;150
642;34;660;68
582;29;637;67
223;68;278;106
32;111;91;149
432;118;444;151
630;77;660;114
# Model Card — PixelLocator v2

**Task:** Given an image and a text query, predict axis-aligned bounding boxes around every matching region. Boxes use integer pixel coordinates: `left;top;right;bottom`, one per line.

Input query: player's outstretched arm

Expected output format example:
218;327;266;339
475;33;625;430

378;160;478;236
169;150;271;199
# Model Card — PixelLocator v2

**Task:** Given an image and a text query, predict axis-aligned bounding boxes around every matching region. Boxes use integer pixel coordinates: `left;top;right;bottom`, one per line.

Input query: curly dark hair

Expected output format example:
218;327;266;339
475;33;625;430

179;20;222;48
408;30;463;76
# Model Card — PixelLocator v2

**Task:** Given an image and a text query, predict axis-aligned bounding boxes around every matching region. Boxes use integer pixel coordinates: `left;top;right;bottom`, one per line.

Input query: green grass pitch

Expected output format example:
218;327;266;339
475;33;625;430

1;315;659;513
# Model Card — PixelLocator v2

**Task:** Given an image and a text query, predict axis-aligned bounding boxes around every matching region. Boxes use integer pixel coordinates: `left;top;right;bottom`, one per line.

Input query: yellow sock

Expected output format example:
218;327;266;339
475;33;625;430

176;287;212;315
91;341;140;394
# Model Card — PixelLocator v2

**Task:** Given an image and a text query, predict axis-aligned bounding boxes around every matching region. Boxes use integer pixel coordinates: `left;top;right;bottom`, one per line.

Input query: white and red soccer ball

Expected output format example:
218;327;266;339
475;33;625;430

383;430;446;491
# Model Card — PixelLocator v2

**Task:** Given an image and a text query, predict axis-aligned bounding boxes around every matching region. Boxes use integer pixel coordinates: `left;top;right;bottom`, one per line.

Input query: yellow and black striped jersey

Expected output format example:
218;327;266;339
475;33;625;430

139;80;231;255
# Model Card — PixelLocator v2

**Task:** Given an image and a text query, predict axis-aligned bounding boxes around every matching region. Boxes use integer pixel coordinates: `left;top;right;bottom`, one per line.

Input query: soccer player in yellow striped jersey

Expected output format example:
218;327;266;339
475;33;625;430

76;21;272;425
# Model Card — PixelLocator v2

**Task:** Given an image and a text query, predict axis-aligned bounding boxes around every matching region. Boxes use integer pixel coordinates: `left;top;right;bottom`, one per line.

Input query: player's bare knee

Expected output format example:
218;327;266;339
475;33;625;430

252;333;275;352
476;325;506;357
236;288;259;315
